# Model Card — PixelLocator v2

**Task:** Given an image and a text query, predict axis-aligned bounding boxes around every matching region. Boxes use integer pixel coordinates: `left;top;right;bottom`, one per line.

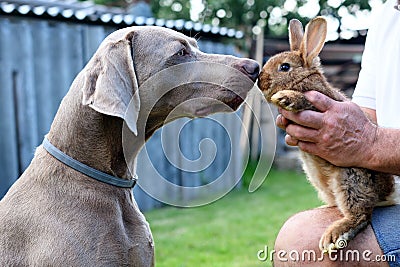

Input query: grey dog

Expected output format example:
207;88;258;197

0;26;259;266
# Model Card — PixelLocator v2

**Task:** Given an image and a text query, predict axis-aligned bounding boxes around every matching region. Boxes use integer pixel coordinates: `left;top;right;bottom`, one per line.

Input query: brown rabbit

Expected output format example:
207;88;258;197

258;17;396;253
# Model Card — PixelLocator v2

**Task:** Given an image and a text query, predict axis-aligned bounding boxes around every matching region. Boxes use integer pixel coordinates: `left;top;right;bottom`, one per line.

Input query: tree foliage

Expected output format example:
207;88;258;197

89;0;128;6
200;0;377;38
81;0;191;21
150;0;191;20
84;0;379;38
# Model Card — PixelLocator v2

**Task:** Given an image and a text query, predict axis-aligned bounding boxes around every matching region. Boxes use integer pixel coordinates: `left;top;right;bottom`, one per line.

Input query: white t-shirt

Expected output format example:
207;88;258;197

352;0;400;128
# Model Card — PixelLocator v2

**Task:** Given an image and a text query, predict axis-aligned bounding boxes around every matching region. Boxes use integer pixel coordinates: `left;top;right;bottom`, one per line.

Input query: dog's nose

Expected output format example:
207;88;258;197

237;59;260;82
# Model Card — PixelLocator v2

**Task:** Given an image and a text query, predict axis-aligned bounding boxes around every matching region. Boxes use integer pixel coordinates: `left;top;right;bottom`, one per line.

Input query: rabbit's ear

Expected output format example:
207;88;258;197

300;17;327;67
289;19;304;51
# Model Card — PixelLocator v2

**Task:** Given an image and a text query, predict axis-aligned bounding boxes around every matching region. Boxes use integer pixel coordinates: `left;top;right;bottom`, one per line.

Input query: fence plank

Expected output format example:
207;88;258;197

0;18;19;196
14;21;39;170
32;21;56;140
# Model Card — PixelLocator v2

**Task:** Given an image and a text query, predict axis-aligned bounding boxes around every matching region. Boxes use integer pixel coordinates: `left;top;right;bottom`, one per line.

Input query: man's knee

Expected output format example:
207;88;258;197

273;207;387;266
274;208;339;257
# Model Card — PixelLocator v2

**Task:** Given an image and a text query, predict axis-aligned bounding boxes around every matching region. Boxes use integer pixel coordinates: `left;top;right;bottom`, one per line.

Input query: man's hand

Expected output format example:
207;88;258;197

276;91;378;168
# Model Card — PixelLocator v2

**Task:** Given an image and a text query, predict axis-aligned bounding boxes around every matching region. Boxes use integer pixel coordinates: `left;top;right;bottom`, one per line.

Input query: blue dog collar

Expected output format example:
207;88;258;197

42;137;137;188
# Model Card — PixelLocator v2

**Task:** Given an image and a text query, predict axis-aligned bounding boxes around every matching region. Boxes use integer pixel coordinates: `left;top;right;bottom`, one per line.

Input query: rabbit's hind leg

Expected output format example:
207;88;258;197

319;167;377;253
270;90;316;112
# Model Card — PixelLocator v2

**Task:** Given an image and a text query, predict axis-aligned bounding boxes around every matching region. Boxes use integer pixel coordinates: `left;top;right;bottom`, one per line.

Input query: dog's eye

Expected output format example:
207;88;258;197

176;48;188;57
279;63;291;72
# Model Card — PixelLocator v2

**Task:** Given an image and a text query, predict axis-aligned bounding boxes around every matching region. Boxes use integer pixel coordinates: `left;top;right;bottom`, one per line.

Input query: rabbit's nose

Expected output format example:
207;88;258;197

236;59;260;82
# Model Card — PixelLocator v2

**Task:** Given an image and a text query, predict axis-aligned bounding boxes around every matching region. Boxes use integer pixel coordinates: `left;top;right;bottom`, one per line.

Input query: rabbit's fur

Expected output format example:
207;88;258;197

258;17;396;252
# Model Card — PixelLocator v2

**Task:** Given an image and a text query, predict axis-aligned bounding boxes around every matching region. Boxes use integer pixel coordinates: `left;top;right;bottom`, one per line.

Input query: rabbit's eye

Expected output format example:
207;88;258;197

279;63;291;72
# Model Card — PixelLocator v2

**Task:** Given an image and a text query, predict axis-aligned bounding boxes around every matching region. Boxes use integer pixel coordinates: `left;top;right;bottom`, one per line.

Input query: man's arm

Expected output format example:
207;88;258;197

277;91;400;175
361;107;377;124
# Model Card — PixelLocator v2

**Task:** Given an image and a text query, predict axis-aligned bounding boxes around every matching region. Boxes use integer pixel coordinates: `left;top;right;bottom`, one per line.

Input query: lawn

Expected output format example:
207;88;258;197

145;167;322;267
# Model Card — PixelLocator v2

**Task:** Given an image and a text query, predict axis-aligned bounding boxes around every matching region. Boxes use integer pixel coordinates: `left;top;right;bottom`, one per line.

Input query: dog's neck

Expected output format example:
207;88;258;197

45;77;173;181
47;89;140;180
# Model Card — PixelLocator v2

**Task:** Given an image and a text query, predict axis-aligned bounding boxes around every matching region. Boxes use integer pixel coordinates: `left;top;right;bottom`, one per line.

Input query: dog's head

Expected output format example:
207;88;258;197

82;26;259;137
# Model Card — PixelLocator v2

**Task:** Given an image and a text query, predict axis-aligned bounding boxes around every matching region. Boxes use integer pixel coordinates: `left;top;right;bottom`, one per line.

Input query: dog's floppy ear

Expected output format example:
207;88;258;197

82;31;140;135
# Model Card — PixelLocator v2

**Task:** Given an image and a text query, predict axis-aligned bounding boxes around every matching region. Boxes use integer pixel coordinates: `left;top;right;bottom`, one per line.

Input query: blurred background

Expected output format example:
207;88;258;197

0;0;384;265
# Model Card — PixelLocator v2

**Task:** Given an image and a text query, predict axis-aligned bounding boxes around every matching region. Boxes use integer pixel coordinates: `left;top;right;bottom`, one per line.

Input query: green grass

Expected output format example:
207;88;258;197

145;168;322;267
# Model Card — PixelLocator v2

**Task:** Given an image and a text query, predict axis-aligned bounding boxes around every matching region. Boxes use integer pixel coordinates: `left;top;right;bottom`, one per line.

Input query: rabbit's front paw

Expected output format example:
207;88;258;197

270;90;314;112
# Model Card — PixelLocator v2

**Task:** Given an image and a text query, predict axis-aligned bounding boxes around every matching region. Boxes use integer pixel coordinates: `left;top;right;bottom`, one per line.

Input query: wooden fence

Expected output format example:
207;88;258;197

0;15;246;211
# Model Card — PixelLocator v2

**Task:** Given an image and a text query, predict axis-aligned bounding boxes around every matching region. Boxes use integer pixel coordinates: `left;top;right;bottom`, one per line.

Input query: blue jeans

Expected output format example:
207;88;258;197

371;205;400;267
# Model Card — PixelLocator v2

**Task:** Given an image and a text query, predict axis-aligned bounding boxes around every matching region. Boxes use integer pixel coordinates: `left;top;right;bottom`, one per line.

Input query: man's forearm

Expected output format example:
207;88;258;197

364;127;400;175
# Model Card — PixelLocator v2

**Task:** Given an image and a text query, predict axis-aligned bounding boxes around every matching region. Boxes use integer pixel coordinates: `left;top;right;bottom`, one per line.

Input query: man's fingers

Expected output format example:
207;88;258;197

276;114;291;130
285;134;299;146
297;141;318;155
285;133;319;156
304;91;336;112
285;124;319;143
280;109;324;130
